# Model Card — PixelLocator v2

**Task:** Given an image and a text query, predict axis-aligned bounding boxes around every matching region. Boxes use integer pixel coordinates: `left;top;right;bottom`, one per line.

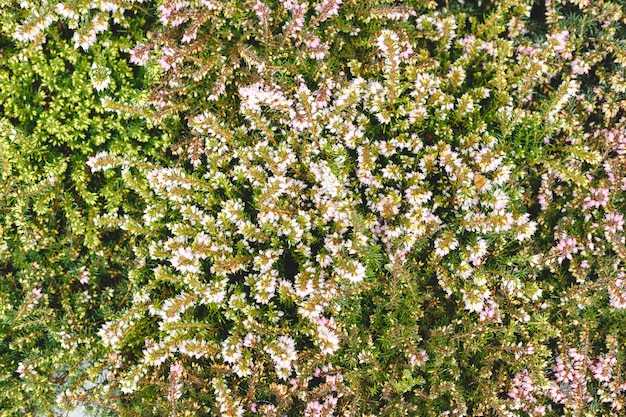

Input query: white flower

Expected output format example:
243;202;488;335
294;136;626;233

265;335;298;380
434;235;458;257
221;337;243;364
78;267;90;284
170;246;200;275
462;288;488;313
315;317;340;355
72;30;97;51
335;260;366;283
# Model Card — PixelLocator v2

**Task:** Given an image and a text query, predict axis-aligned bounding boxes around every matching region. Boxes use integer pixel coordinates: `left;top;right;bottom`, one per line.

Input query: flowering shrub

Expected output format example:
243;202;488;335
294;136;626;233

1;0;626;416
0;7;173;416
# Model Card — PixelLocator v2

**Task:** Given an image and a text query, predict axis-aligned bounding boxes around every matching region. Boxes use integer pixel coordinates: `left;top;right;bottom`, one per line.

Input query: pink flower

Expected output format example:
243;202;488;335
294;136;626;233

554;235;580;264
604;212;624;233
306;36;328;60
129;44;151;66
79;268;90;284
582;187;609;210
253;0;271;26
168;362;184;403
314;0;342;22
571;58;591;75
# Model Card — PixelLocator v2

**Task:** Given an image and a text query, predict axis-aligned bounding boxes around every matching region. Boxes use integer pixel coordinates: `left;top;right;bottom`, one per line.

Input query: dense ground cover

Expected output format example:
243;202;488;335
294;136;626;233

0;0;625;416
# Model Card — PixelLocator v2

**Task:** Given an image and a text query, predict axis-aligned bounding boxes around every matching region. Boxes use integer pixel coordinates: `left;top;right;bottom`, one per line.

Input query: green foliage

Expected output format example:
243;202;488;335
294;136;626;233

0;7;173;415
1;0;625;416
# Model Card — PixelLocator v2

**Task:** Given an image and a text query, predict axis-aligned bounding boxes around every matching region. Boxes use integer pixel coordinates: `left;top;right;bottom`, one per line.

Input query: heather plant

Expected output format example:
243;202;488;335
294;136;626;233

0;6;173;415
3;0;626;416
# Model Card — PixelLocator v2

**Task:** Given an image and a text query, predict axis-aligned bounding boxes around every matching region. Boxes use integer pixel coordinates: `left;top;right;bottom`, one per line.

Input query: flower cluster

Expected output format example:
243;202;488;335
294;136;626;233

2;0;626;416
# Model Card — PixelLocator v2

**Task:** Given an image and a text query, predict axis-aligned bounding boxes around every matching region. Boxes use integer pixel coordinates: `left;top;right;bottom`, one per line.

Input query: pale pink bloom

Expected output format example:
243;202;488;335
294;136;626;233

589;354;616;383
409;350;428;367
79;268;90;284
582;187;609;210
399;43;414;60
481;41;496;55
16;362;27;378
508;369;538;411
315;317;340;355
168;363;184;402
306;36;328;60
315;0;341;22
458;35;475;52
479;299;501;323
604;212;625;233
555;235;579;264
32;288;43;300
383;7;416;21
129;44;151;66
609;273;626;309
571;57;591;75
548;30;569;52
253;0;271;25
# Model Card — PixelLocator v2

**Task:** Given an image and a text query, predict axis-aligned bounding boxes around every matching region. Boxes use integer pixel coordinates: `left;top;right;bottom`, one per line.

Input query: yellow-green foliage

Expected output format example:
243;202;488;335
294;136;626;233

0;15;173;416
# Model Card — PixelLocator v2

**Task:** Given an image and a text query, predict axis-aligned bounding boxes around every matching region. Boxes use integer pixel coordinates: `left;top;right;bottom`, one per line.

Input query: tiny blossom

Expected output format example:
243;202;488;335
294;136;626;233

253;269;279;304
265;335;298;379
589;354;616;383
376;30;399;56
335;260;366;284
78;267;90;284
434;235;458;257
32;287;43;300
253;0;271;25
170;246;200;275
158;46;182;71
90;63;111;92
548;29;569;53
571;57;591;75
91;13;108;33
479;298;502;322
554;234;580;264
213;377;245;417
462;287;490;313
582;187;609;210
409;350;429;367
305;396;338;417
281;0;306;36
72;30;97;51
168;362;184;403
467;238;488;266
55;3;79;19
16;362;29;378
604;211;625;233
315;316;340;355
306;36;328;60
222;337;243;365
314;0;341;22
608;273;626;309
99;1;119;12
508;369;539;412
129;44;151;65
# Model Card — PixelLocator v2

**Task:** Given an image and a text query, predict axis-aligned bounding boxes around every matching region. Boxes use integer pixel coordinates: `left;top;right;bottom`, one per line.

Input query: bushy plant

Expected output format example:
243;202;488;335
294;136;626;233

1;0;625;416
0;5;173;415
